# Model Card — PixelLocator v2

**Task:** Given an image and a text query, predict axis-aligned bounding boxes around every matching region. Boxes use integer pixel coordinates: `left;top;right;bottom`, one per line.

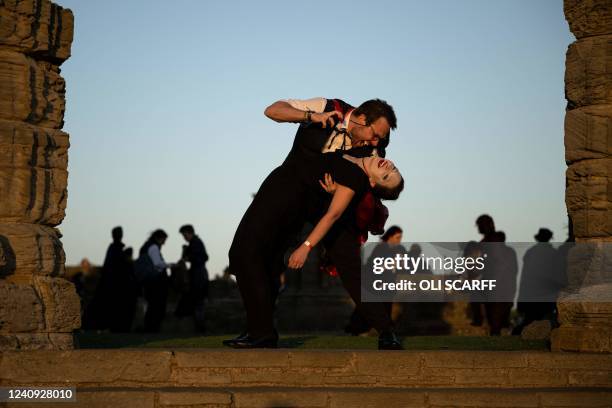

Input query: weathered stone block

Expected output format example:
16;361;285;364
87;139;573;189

0;49;66;129
0;280;44;333
565;35;612;108
172;368;232;385
0;120;68;225
355;352;421;377
289;350;354;368
428;390;538;407
67;391;155;408
329;390;427;408
174;350;290;368
565;159;612;238
521;320;552;341
158;390;232;406
233;390;328;408
528;352;612;369
565;105;612;164
13;332;73;350
565;0;612;39
32;276;80;332
557;287;612;325
0;350;173;384
0;333;73;350
0;223;65;278
551;325;612;353
508;369;569;387
0;0;74;63
540;391;612;407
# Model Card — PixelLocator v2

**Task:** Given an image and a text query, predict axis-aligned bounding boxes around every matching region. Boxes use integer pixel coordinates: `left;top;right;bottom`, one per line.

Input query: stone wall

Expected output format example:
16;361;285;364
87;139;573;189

551;0;612;353
0;0;79;350
0;349;611;407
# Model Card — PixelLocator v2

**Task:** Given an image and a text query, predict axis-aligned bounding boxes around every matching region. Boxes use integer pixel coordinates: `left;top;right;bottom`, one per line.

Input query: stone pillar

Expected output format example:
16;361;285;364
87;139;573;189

551;0;612;353
0;0;80;350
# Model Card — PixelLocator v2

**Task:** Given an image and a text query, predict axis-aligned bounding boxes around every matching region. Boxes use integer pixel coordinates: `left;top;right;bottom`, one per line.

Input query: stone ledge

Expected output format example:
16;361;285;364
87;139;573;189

0;350;610;389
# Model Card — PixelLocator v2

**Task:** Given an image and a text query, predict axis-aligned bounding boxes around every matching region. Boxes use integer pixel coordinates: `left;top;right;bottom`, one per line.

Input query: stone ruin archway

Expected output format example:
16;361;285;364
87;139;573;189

0;0;610;352
0;0;80;349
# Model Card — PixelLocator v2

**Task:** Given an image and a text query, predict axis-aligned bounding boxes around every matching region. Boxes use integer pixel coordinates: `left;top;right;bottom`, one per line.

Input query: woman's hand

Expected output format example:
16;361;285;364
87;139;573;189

311;111;343;128
319;173;337;194
288;245;311;269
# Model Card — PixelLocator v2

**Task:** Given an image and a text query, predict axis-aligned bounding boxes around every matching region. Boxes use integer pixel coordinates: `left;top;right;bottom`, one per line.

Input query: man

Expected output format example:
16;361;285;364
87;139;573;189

482;231;518;336
513;228;562;335
91;226;126;330
178;224;209;331
226;97;402;349
471;214;501;326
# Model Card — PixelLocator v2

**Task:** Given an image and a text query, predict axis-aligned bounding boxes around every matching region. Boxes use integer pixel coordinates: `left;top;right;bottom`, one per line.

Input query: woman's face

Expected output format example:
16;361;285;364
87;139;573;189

365;157;402;189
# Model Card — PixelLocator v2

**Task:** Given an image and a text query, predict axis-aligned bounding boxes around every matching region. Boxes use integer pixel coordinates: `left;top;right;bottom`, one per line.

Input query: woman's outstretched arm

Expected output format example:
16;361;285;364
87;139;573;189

287;184;354;269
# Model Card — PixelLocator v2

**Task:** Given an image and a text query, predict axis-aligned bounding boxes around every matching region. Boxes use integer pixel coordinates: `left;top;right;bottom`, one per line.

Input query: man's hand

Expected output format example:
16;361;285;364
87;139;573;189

319;173;337;194
288;245;310;269
311;111;343;128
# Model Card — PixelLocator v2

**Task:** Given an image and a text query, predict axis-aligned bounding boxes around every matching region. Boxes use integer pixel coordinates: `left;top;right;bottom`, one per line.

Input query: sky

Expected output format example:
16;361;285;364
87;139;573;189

56;0;575;277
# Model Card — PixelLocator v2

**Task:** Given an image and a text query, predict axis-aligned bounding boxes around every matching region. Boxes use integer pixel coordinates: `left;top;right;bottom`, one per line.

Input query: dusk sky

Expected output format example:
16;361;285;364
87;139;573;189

57;0;574;277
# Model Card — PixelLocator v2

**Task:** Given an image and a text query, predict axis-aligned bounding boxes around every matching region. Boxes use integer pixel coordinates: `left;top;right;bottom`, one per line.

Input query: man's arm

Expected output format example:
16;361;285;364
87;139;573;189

264;97;343;128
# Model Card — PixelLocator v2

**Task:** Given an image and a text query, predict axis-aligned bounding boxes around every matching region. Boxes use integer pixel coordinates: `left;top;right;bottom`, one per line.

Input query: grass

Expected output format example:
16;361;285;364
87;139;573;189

75;332;547;351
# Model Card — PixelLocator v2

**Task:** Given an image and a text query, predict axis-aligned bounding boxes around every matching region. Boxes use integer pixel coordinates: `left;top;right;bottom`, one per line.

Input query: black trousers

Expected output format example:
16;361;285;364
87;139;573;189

143;273;169;333
485;302;512;336
324;227;394;334
229;166;304;338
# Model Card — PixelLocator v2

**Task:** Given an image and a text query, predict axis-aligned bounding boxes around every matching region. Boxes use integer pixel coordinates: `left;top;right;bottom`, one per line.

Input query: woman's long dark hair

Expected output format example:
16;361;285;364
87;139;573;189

381;225;402;242
139;229;168;256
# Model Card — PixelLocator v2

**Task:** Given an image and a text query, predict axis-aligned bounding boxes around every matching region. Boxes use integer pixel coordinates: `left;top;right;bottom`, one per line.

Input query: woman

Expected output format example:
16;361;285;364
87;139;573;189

227;151;404;348
139;229;171;333
345;225;406;336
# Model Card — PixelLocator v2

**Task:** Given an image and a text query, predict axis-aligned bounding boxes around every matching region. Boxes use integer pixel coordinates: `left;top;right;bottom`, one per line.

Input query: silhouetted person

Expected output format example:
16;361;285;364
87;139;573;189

513;228;563;335
471;214;501;326
407;243;432;275
477;214;498;243
346;226;406;335
483;231;517;335
108;247;139;333
140;229;171;332
175;225;210;332
89;226;126;330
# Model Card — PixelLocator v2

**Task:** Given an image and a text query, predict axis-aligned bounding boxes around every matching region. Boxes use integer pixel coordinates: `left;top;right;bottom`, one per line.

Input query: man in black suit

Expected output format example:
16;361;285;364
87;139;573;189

226;97;402;349
178;224;209;331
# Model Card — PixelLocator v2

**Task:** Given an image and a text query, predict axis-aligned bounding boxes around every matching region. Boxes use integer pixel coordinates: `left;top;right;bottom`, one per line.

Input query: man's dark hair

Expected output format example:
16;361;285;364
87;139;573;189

179;224;195;235
373;176;404;201
476;214;495;235
353;99;397;130
111;226;123;241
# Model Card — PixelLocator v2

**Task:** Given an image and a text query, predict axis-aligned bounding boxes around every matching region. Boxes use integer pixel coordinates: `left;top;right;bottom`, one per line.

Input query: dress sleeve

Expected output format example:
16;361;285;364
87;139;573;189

331;157;367;197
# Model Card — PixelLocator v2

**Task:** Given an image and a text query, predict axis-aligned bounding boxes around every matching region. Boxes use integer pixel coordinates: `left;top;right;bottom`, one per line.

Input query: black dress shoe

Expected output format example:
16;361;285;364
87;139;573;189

378;330;403;350
222;331;248;347
226;333;279;349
